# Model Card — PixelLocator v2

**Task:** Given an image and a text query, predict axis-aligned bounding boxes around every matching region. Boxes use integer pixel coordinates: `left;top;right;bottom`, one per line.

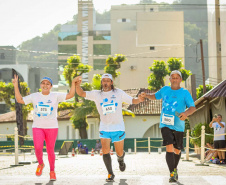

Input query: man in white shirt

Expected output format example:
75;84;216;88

74;74;145;182
209;114;226;160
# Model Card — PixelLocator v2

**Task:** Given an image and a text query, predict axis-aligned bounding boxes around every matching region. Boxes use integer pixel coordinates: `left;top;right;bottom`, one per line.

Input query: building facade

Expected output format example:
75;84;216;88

208;0;226;85
57;1;184;91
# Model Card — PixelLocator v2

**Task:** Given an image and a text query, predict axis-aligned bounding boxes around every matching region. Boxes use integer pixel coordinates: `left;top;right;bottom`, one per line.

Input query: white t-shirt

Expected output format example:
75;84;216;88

212;122;225;141
85;89;133;131
23;92;67;128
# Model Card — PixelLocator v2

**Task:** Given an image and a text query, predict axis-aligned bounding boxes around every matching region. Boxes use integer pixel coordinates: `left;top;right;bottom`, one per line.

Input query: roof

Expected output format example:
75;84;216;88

0;111;33;123
126;88;162;115
195;80;226;106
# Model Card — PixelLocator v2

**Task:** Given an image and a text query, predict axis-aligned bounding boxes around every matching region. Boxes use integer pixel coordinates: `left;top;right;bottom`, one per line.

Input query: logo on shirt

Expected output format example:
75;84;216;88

47;100;52;103
111;95;116;99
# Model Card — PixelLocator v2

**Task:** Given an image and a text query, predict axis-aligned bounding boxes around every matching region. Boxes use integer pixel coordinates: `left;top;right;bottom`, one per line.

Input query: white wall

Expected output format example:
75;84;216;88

124;115;160;138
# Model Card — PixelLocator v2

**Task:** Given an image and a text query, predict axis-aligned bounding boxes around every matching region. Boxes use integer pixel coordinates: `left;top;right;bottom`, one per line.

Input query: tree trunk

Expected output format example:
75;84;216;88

79;126;88;139
23;118;27;136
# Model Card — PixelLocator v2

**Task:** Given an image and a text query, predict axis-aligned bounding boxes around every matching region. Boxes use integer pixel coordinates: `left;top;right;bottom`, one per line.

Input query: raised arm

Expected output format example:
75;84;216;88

74;76;86;97
66;76;77;100
12;75;25;104
209;118;215;128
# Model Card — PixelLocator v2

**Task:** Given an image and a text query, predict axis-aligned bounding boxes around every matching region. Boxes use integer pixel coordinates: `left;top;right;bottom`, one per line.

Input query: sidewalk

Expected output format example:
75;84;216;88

0;152;226;185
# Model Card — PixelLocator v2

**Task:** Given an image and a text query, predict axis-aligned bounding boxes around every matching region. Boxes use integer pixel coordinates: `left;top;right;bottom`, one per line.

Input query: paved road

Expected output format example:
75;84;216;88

0;152;226;185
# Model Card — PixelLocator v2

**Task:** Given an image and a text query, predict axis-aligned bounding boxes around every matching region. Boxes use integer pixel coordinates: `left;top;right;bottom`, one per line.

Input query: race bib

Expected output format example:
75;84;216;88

102;103;116;115
162;114;175;126
37;104;51;115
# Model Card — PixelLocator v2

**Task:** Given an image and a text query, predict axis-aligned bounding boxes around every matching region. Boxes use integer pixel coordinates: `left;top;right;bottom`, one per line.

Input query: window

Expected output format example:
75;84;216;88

93;59;106;70
122;18;126;22
150;46;155;50
150;8;154;12
0;53;5;59
58;45;77;56
218;18;220;26
93;44;111;55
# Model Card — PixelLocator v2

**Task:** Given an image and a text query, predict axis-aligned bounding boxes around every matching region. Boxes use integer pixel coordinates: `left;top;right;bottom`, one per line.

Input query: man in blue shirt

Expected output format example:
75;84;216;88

145;70;196;183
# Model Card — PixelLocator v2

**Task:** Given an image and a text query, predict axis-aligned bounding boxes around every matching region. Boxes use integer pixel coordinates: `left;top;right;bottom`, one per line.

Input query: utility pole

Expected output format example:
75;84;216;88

200;39;206;94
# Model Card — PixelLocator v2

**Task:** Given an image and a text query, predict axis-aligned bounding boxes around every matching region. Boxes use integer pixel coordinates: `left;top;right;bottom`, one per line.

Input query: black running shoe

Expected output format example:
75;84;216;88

174;168;178;181
169;172;177;183
118;151;126;172
106;174;115;182
118;160;126;172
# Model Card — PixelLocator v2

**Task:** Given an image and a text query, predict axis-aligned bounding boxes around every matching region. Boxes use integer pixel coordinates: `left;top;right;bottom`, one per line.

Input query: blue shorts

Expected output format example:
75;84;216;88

99;131;126;143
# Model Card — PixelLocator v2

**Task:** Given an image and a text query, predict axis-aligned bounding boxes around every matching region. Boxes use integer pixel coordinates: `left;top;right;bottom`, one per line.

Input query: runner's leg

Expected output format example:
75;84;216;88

44;128;58;172
101;138;114;176
32;128;45;165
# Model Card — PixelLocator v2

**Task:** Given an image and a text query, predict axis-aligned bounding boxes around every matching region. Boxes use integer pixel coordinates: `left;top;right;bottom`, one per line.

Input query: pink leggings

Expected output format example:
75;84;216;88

32;128;58;171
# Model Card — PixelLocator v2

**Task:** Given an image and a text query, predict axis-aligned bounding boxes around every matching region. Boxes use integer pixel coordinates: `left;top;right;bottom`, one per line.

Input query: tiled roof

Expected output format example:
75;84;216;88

195;80;226;106
125;88;162;115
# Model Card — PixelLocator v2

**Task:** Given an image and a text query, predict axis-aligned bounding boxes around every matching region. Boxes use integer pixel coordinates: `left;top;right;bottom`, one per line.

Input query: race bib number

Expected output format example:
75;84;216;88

162;114;175;126
37;104;51;115
102;103;116;115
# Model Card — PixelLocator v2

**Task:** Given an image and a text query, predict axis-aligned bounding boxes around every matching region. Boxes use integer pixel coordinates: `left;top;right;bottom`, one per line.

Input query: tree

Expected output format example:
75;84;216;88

0;81;32;138
104;54;127;79
147;60;169;91
70;81;100;138
167;58;192;81
196;84;213;99
62;55;92;138
147;58;192;91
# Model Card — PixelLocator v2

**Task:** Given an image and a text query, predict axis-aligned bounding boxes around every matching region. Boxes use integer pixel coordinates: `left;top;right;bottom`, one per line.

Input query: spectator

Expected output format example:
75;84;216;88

205;143;218;162
209;114;225;162
77;141;83;154
81;144;89;154
94;140;102;154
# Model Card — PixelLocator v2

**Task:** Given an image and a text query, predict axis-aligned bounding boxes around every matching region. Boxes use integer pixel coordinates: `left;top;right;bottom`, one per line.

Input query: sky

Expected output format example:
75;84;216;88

0;0;174;47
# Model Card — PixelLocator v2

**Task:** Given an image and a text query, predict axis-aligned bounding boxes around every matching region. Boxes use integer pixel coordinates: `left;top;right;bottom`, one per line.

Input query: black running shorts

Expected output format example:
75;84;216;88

214;140;226;149
161;127;184;150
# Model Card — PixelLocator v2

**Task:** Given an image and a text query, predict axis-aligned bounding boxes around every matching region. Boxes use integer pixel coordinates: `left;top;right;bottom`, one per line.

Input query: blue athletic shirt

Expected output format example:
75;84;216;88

155;86;195;132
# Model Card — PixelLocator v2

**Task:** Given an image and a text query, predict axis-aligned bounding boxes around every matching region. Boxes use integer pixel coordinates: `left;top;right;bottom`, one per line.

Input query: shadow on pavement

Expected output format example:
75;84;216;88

119;179;128;185
175;181;184;185
104;179;128;185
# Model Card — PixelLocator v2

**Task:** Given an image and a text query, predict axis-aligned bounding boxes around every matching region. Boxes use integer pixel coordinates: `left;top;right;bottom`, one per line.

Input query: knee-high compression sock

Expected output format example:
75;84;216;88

103;153;113;175
166;152;175;173
174;152;181;169
117;151;125;162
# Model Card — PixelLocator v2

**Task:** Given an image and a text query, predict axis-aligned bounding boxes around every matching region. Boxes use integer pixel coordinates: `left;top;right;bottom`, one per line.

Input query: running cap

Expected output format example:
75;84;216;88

40;77;53;85
101;73;113;81
84;144;86;146
170;70;182;78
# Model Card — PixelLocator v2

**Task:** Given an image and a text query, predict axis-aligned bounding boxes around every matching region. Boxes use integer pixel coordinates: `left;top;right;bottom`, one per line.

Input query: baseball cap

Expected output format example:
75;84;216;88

40;77;53;85
101;73;113;81
170;70;182;78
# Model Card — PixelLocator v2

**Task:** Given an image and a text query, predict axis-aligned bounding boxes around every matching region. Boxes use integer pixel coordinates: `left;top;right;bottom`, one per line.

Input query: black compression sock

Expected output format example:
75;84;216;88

174;152;181;169
166;152;175;173
103;153;113;175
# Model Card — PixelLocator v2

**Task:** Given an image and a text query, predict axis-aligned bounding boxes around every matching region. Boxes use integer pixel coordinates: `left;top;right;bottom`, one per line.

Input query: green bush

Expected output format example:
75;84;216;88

190;123;214;147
